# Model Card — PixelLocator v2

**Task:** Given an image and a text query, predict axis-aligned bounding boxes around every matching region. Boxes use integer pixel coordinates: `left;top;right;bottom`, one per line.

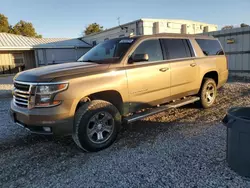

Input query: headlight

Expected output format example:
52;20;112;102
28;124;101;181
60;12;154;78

33;83;68;108
37;84;68;94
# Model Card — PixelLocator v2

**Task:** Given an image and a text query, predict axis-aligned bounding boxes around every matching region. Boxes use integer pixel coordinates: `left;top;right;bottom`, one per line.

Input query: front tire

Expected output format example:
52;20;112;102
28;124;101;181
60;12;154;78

199;78;217;108
72;100;121;152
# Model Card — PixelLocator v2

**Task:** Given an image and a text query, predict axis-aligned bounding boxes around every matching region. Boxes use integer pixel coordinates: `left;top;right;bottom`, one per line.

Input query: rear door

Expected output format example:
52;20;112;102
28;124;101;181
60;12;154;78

161;38;198;96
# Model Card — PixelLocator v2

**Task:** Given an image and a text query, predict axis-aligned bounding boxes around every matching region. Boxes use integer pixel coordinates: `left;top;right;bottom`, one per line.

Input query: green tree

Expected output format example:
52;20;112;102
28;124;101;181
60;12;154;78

84;23;103;35
36;34;42;38
240;23;249;28
12;20;42;38
0;13;10;32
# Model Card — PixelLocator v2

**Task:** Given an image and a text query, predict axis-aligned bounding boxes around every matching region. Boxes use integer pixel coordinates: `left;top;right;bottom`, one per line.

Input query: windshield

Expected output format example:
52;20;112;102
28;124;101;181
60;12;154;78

78;38;136;63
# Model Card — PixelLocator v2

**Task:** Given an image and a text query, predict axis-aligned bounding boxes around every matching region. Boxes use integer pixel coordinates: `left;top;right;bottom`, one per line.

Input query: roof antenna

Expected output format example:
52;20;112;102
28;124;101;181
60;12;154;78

117;17;128;32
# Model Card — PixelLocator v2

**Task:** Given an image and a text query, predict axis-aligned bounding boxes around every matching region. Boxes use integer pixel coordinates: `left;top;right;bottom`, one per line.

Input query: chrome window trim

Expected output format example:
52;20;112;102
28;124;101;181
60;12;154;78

126;38;198;66
127;57;196;66
130;59;166;66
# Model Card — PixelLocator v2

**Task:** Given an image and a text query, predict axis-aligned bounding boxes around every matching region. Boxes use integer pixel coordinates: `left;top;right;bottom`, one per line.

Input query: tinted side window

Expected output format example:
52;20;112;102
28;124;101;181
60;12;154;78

163;39;191;59
196;39;224;56
133;39;163;62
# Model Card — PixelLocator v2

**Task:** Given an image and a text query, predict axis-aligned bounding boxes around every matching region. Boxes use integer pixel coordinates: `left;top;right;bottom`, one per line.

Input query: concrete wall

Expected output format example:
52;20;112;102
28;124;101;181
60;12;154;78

82;19;217;45
204;27;250;72
35;48;90;66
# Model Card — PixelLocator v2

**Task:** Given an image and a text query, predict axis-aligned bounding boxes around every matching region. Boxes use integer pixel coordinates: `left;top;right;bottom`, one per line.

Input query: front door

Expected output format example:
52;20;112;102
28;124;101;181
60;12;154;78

126;39;171;112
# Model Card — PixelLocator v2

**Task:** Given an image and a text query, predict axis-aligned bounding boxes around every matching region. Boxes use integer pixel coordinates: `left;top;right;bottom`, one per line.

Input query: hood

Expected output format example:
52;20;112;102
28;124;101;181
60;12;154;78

14;62;110;82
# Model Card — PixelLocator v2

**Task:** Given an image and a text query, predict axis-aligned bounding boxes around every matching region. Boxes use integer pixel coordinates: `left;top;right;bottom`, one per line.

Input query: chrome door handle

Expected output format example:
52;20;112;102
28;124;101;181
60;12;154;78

159;67;169;72
190;63;197;67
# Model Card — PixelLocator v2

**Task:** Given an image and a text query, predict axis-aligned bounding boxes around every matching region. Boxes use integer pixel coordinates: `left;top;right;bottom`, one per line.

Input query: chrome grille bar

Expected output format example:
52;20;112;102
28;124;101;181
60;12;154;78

13;96;28;102
13;92;29;99
13;81;32;108
14;99;28;106
14;89;30;94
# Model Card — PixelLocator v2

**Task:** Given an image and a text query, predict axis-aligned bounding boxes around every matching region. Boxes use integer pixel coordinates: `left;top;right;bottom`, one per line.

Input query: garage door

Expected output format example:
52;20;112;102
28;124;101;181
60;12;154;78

37;49;45;65
45;49;77;64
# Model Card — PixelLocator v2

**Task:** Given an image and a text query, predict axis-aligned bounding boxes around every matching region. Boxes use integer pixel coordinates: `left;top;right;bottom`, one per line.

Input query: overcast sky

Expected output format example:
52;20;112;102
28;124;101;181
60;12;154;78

0;0;249;38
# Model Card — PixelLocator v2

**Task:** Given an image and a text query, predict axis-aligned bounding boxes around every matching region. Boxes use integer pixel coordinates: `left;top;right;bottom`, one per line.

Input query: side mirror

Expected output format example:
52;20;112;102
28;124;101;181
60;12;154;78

128;54;149;63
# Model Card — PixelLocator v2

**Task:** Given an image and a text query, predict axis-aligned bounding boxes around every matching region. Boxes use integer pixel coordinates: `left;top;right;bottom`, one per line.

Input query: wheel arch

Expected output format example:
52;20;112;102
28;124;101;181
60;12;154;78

200;71;219;87
75;90;124;115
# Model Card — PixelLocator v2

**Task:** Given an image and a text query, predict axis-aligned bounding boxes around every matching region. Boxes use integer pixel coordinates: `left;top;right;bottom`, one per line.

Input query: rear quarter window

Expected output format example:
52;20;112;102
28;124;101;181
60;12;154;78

196;39;224;56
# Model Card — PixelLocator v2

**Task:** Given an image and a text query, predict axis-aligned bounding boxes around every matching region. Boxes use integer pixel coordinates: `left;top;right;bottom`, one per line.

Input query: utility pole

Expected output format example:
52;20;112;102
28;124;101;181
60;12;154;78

117;17;120;26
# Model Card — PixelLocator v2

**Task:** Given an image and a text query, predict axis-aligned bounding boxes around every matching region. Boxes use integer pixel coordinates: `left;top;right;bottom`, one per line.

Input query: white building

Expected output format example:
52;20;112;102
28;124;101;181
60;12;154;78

82;18;218;45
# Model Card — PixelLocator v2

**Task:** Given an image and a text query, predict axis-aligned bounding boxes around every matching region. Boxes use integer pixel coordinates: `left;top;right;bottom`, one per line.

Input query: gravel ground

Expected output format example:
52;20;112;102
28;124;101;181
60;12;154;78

0;75;13;98
0;80;250;188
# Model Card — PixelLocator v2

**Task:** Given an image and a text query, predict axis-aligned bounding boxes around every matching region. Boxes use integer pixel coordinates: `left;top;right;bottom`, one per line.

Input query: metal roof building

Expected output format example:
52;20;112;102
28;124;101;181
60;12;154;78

0;33;91;73
203;27;250;73
0;33;69;50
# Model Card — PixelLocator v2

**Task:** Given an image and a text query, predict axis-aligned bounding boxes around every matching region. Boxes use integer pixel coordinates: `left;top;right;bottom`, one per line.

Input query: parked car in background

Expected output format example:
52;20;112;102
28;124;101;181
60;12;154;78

10;34;228;152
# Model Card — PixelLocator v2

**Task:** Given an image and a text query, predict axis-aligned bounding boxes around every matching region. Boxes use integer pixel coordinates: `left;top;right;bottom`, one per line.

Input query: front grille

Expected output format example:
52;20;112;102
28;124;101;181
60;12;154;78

13;82;31;108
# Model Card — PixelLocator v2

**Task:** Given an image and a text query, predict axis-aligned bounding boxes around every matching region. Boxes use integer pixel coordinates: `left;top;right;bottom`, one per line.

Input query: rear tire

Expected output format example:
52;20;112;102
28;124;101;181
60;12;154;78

198;78;217;108
72;100;121;152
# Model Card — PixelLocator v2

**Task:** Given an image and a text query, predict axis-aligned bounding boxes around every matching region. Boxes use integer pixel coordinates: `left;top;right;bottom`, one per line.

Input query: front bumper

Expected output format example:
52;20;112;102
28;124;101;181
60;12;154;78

10;99;74;135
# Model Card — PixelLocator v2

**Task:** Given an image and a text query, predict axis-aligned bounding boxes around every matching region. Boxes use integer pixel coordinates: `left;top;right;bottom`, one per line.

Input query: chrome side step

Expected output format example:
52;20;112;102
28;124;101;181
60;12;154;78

124;97;200;124
166;96;200;108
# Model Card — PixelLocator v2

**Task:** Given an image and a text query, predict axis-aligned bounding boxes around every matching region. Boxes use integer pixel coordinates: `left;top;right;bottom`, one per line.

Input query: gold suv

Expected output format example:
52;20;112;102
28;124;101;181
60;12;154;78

10;34;228;152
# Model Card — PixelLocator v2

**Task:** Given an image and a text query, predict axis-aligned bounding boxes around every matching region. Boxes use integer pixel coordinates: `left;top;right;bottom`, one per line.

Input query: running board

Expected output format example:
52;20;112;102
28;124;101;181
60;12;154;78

124;97;200;124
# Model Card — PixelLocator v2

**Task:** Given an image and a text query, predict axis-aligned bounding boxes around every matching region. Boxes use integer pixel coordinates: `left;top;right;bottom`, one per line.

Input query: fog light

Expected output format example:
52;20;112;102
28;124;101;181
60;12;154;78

43;127;51;132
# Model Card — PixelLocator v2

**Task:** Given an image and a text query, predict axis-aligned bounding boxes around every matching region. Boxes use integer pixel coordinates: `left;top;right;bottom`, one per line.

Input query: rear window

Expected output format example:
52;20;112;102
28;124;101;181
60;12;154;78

196;39;224;56
162;39;192;60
